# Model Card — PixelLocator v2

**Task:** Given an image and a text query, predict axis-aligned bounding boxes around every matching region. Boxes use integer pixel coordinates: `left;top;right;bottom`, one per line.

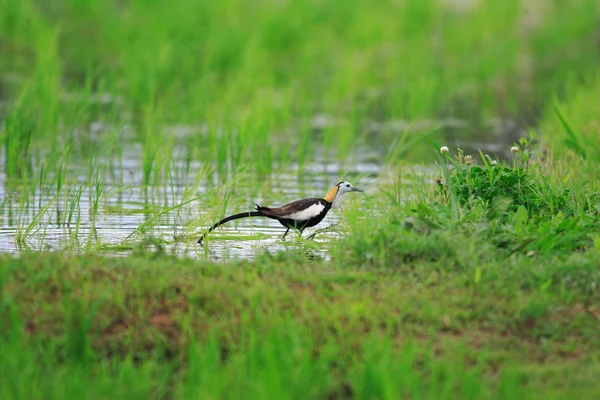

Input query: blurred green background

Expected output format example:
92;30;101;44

2;0;599;178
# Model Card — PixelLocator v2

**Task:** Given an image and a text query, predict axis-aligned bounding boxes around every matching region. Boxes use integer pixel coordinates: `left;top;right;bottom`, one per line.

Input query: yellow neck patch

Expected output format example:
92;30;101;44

323;185;339;203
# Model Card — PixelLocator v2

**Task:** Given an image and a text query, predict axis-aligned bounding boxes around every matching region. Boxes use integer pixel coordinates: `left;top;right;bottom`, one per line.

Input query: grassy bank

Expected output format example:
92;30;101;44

1;246;599;399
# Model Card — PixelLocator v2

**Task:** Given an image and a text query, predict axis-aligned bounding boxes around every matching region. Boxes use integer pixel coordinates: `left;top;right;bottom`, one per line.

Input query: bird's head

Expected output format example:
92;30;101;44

336;181;363;195
324;181;363;203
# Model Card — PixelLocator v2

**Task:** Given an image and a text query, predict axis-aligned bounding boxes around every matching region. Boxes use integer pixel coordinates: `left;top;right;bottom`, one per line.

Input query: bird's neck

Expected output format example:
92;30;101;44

323;185;339;204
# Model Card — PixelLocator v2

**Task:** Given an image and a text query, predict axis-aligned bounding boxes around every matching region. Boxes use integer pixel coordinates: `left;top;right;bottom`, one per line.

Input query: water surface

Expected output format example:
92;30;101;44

0;116;522;260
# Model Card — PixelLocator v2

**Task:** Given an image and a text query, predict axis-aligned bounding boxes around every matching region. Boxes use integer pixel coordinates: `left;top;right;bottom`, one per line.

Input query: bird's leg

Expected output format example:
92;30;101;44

281;228;290;240
306;223;339;240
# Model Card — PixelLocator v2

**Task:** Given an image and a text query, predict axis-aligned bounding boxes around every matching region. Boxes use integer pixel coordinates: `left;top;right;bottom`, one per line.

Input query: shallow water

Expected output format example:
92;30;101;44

0;117;521;260
0;143;381;260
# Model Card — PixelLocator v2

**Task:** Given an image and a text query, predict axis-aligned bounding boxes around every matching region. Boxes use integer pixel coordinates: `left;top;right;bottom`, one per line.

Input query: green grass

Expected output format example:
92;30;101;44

2;0;600;180
2;147;600;397
537;72;600;178
2;0;600;398
1;250;599;399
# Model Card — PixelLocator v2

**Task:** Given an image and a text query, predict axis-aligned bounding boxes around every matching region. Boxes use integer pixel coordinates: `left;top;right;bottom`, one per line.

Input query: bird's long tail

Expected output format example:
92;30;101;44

198;211;264;244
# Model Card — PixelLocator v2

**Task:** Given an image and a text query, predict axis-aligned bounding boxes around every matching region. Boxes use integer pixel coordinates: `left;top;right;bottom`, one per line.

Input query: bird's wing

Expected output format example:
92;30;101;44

257;198;327;221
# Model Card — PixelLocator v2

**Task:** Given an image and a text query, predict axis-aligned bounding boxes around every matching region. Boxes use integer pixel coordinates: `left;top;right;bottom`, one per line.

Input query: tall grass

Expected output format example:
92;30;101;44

536;71;600;184
2;0;600;182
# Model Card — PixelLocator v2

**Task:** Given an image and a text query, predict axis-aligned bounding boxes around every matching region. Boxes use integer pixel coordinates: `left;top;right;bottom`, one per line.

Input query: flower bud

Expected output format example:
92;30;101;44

440;146;449;154
464;155;473;165
511;146;519;154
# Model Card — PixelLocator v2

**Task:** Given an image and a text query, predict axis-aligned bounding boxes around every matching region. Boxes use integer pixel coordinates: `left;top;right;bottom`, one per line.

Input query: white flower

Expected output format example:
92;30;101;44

464;155;473;165
511;146;519;154
491;160;498;166
440;146;449;154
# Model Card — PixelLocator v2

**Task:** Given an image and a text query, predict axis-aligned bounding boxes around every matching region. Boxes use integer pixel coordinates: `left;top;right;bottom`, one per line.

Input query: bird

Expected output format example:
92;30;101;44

198;181;363;244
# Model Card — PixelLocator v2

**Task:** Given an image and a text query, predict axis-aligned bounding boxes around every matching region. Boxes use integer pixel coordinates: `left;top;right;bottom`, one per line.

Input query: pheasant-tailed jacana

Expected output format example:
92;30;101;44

198;181;363;244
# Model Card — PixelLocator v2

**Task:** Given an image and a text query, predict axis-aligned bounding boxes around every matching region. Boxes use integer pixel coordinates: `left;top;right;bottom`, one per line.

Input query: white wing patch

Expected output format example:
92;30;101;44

285;203;326;221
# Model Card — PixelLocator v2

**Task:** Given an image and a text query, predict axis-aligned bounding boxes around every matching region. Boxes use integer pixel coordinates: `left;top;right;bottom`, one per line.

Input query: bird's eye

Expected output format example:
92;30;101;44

346;184;350;187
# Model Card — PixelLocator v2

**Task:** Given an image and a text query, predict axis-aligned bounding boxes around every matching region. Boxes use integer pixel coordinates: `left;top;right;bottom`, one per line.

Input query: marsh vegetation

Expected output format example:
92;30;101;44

1;0;600;398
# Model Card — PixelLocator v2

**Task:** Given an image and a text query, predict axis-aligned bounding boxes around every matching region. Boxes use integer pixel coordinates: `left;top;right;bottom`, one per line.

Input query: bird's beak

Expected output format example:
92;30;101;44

352;187;364;192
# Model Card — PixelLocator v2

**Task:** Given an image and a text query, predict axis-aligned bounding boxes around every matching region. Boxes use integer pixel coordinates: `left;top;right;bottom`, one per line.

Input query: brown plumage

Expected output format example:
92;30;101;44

198;181;363;245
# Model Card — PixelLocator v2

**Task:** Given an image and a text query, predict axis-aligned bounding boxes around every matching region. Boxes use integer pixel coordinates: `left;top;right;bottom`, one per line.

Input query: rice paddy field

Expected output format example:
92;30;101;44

1;0;600;398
